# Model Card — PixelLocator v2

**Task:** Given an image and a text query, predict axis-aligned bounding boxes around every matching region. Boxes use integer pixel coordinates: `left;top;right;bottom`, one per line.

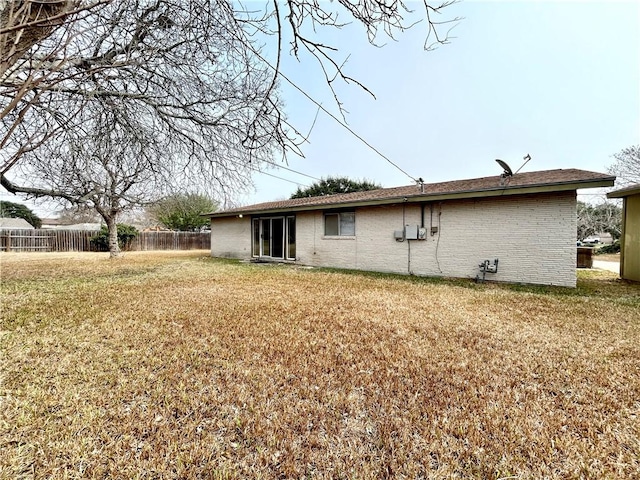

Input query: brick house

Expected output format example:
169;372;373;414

206;169;614;287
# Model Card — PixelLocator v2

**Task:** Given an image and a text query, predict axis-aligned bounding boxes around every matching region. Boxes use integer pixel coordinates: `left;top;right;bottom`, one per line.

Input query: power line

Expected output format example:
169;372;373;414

256;168;307;186
221;151;310;187
261;57;417;183
219;18;418;184
261;159;320;181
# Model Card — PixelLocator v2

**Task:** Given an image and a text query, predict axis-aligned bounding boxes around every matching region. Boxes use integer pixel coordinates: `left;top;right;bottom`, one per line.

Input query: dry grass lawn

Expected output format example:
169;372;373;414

1;251;639;479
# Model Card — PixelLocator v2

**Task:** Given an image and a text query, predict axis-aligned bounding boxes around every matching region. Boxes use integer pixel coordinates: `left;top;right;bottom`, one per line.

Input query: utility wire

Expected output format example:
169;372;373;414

256;168;307;186
222;151;310;187
219;18;418;184
261;158;320;181
259;54;418;183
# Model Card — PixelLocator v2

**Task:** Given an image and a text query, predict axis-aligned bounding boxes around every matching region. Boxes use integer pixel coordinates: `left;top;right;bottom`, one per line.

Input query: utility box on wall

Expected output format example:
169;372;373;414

404;225;418;240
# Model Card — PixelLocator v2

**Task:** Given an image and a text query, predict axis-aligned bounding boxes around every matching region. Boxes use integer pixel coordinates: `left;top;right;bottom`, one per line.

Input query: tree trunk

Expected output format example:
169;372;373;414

106;215;121;258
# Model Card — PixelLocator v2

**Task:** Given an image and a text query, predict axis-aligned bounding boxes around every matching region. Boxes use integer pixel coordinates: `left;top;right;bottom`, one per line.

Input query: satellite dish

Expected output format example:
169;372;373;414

495;159;513;177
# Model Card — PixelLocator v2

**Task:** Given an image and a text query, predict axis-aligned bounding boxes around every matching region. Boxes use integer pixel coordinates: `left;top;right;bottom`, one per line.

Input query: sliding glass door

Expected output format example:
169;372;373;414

252;216;295;260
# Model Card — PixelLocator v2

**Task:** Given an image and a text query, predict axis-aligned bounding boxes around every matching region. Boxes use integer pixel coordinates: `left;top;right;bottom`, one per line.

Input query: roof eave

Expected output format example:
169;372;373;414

607;184;640;198
208;177;615;218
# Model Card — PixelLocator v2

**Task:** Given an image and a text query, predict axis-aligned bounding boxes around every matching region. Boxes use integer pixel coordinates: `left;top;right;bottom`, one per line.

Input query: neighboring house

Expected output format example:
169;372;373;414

607;184;640;282
55;223;103;231
0;217;35;229
41;219;103;231
207;169;614;287
40;218;65;229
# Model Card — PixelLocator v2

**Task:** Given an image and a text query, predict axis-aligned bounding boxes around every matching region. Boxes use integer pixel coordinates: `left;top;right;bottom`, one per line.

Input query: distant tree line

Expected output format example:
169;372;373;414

291;177;381;199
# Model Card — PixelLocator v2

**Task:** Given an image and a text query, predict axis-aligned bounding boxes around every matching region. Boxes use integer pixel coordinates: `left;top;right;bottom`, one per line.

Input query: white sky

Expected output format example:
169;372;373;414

2;0;638;216
239;0;640;205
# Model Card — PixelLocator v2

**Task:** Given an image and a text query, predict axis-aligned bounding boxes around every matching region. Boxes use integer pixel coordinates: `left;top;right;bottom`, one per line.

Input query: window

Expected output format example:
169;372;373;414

324;212;355;236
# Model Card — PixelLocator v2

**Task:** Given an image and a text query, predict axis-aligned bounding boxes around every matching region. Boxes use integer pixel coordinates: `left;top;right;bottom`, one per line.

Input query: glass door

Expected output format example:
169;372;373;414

252;216;295;260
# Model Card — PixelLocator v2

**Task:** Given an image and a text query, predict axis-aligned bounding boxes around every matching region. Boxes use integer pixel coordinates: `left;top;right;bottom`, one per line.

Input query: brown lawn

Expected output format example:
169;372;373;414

1;251;639;479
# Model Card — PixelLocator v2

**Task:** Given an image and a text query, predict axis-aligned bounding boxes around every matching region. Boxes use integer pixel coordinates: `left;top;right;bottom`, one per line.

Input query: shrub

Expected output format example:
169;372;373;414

596;240;620;255
90;224;138;251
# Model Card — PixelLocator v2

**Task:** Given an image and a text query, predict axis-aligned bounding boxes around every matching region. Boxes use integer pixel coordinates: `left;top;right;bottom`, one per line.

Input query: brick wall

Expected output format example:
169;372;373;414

210;216;251;259
210;191;578;287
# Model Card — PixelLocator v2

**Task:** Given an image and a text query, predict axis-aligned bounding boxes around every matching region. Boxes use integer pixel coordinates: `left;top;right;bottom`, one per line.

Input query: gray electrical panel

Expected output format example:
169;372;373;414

394;230;404;240
404;225;418;240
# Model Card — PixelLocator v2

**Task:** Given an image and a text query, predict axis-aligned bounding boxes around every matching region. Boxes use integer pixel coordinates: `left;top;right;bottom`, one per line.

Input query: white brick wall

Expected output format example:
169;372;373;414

210;216;252;259
211;192;578;287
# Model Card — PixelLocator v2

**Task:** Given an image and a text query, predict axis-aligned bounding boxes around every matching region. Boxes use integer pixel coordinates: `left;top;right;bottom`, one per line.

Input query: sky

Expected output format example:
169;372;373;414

2;0;638;216
238;0;639;206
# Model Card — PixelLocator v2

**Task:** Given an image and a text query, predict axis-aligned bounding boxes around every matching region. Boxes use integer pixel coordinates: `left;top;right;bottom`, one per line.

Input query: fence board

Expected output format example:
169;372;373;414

0;229;210;252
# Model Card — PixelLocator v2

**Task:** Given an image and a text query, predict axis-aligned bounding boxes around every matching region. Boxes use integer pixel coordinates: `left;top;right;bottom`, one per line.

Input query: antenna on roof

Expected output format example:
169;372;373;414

495;159;513;178
514;154;532;174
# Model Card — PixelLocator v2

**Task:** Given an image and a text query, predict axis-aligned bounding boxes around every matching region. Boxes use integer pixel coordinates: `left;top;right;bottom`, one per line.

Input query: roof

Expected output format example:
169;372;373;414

0;217;35;229
209;168;615;218
41;218;65;226
55;223;103;231
607;183;640;198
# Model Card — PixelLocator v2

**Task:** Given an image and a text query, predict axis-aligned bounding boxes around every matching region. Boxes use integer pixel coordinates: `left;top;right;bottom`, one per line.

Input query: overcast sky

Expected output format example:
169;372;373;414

239;0;639;206
2;0;638;216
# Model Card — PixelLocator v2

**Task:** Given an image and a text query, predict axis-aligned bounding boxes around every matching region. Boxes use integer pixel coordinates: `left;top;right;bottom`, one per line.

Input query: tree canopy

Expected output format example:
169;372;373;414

291;177;381;199
0;200;41;227
149;193;216;231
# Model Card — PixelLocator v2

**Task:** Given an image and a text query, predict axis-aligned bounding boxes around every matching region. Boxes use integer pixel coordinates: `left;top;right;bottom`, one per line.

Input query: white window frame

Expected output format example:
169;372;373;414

324;211;355;237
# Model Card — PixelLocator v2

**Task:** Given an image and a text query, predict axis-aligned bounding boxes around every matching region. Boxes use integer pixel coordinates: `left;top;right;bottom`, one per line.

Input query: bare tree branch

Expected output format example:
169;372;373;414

608;145;640;188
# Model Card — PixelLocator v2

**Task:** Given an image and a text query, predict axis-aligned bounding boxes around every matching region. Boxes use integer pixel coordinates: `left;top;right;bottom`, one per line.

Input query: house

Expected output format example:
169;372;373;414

41;218;103;231
607;184;640;282
55;223;103;231
40;218;65;229
207;169;615;287
0;217;35;229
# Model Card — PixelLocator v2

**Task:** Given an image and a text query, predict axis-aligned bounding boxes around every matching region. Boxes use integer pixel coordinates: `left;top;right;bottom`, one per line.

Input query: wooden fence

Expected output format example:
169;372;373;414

0;229;210;252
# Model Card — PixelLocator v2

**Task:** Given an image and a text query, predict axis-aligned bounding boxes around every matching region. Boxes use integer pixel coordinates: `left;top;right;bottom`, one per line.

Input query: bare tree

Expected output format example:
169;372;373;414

56;204;101;224
577;201;622;242
1;1;98;77
1;0;458;256
608;145;640;188
1;0;110;159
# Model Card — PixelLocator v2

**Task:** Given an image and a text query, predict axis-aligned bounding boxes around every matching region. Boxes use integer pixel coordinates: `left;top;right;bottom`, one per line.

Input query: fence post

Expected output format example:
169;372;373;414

4;231;11;252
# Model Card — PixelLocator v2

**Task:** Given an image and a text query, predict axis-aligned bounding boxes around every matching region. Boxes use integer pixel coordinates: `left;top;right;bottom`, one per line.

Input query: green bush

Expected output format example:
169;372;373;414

90;224;138;251
596;240;620;255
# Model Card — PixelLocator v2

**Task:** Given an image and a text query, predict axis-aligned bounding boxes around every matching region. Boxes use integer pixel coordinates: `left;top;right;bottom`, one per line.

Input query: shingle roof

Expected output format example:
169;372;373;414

209;168;615;217
0;217;35;229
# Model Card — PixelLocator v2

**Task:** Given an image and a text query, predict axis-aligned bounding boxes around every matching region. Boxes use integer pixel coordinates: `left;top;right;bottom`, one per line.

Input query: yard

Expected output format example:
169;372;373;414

1;251;639;479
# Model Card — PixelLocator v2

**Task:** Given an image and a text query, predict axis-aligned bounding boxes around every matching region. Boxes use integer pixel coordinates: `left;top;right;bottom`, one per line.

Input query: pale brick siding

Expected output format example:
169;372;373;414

210;216;252;259
211;192;578;287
